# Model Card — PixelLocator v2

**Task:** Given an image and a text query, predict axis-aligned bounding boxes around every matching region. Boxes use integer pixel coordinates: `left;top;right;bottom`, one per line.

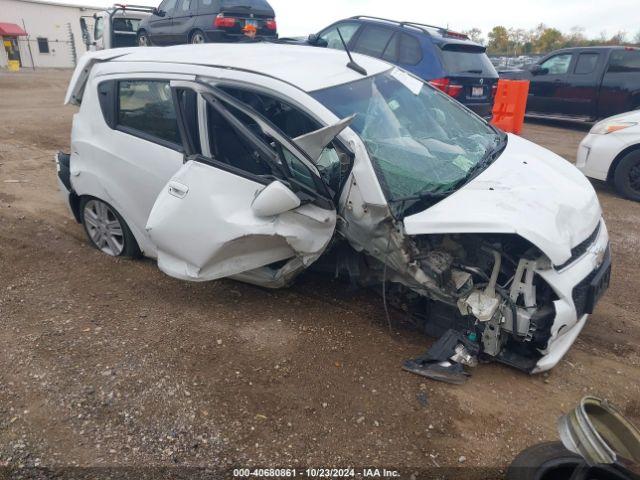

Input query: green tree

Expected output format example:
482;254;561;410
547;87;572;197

536;28;564;53
487;26;509;54
463;27;484;45
608;31;627;45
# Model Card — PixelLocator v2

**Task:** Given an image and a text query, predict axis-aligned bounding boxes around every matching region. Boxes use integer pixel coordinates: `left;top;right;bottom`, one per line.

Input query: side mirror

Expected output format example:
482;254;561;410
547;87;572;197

153;8;164;16
252;181;301;217
307;34;327;47
531;65;548;76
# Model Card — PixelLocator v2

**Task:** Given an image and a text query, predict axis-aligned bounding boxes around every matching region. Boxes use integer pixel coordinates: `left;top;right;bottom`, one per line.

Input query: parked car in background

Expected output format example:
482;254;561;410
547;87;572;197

58;43;610;375
81;5;154;50
137;0;277;46
307;16;499;119
502;46;640;122
577;110;640;201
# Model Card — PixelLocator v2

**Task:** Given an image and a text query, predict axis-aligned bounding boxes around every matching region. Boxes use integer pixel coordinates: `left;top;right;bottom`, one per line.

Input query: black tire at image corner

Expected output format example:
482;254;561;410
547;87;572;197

613;150;640;202
79;196;141;258
506;441;584;480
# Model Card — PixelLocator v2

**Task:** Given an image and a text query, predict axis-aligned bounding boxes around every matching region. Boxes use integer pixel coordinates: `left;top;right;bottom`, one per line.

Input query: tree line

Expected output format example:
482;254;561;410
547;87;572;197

461;24;640;56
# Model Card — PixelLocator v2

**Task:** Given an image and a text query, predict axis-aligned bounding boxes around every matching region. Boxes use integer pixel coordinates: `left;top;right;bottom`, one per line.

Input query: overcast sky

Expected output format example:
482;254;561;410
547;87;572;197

50;0;640;40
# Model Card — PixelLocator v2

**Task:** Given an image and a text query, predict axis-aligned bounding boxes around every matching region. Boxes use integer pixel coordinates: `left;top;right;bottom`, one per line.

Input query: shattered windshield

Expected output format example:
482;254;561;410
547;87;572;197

312;70;502;204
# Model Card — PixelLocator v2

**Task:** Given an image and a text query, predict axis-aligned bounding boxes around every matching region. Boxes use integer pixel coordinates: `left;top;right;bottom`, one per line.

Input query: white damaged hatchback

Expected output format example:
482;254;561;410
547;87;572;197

57;43;611;381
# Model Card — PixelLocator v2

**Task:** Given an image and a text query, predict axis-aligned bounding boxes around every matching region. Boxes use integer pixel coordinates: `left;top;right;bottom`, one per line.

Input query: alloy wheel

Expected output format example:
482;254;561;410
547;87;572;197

83;200;125;256
191;32;205;44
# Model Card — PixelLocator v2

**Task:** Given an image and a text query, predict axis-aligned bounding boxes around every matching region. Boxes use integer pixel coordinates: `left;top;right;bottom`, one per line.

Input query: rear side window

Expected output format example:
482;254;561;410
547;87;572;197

353;25;394;58
117;80;182;147
439;45;497;76
574;53;599;74
608;49;640;73
398;33;422;65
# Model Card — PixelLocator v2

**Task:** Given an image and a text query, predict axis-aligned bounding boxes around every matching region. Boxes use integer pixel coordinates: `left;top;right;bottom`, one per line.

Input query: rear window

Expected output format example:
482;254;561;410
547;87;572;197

439;45;497;76
608;49;640;73
112;18;142;33
221;0;273;10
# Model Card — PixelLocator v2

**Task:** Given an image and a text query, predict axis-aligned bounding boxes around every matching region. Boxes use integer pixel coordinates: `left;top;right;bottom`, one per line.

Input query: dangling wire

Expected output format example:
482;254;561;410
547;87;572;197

382;227;394;333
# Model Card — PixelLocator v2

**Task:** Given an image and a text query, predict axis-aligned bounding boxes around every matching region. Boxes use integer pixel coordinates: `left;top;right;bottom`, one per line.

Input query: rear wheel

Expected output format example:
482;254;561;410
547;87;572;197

190;29;206;44
80;197;140;258
613;150;640;202
137;30;150;46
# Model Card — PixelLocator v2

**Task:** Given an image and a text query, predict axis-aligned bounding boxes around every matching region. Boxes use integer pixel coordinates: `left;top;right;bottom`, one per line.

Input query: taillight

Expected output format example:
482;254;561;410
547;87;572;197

491;83;498;97
214;14;236;28
428;77;463;98
265;18;277;31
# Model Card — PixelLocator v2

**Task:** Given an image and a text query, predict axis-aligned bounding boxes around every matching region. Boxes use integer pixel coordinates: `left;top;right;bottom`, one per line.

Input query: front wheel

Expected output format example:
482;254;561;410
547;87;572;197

80;197;140;258
613;150;640;202
190;29;206;44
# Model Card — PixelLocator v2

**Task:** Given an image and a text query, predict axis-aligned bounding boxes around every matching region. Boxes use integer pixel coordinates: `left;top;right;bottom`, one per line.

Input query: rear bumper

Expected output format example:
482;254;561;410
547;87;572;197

203;29;277;43
464;101;494;120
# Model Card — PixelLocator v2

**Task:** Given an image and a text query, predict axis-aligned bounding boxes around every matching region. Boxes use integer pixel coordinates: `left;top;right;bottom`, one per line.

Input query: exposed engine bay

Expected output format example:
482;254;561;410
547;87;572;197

326;216;559;376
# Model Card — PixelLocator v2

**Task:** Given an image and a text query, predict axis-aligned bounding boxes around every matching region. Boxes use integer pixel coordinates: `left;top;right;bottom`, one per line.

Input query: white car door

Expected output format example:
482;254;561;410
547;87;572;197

145;82;338;283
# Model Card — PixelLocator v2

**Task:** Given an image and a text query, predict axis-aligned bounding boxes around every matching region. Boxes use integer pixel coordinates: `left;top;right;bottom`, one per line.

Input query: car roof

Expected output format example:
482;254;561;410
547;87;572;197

346;16;482;48
107;43;392;92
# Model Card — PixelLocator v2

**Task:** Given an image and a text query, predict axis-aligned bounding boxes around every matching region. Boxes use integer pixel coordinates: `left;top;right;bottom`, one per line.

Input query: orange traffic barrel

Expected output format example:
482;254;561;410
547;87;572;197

491;79;530;134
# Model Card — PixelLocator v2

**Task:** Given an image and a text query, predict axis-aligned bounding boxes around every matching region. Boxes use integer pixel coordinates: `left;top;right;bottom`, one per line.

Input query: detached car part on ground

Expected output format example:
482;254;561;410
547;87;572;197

508;396;640;480
58;44;611;378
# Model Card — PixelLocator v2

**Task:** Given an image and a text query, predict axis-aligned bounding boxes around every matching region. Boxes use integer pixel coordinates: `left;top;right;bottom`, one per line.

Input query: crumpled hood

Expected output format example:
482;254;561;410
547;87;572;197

403;134;602;265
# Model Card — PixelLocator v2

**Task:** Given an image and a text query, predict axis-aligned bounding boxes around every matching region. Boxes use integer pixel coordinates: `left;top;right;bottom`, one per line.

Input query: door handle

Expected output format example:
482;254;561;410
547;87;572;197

168;181;189;199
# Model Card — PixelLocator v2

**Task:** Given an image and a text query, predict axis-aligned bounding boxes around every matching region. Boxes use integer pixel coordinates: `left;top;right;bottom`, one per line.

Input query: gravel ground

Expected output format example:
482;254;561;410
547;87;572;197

0;69;639;477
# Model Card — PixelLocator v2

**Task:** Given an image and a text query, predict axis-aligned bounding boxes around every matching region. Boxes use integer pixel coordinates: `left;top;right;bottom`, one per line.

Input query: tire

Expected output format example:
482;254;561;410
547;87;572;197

137;30;150;47
190;29;206;44
80;197;140;258
506;442;584;480
613;150;640;202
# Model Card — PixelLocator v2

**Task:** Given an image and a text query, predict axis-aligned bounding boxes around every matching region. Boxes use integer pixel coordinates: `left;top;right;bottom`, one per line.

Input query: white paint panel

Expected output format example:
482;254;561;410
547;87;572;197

146;161;336;282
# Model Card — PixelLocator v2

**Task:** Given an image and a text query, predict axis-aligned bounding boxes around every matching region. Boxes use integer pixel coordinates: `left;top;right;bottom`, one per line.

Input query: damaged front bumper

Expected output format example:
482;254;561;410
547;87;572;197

533;220;611;373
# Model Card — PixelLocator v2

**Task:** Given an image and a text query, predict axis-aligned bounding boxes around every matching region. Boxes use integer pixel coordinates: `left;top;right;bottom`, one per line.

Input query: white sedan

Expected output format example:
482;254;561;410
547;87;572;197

57;43;611;376
577;110;640;201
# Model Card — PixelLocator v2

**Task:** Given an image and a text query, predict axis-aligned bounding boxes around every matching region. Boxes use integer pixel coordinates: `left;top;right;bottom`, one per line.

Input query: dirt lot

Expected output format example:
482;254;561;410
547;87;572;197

1;69;639;475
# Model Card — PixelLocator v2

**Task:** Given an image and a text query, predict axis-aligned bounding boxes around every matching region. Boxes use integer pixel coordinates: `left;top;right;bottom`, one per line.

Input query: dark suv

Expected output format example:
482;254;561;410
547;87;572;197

309;16;499;119
137;0;277;46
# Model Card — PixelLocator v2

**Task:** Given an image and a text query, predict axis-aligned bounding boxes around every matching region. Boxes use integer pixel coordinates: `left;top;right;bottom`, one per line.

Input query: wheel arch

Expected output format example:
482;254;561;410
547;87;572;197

77;193;150;257
607;142;640;182
189;28;205;42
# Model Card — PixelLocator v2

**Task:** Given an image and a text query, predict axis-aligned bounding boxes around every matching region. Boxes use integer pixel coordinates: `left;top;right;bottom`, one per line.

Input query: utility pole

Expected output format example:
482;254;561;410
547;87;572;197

21;18;35;70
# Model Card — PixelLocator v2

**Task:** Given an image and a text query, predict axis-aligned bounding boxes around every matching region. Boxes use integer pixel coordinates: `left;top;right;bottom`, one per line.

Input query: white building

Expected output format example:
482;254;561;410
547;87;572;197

0;0;101;69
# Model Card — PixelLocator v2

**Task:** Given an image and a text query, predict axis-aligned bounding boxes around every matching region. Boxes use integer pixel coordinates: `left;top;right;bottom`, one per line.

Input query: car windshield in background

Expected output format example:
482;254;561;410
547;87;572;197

312;71;502;205
439;45;498;75
113;18;142;33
